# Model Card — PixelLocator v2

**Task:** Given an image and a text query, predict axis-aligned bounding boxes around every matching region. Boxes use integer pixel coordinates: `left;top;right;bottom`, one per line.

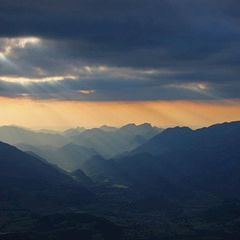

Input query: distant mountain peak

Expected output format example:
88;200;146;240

64;126;86;132
120;123;137;130
99;125;117;132
120;123;155;131
161;126;193;136
138;123;152;127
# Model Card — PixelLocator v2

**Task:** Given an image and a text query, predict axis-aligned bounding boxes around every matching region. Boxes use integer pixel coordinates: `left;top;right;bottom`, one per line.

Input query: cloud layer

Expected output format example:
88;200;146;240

0;0;239;100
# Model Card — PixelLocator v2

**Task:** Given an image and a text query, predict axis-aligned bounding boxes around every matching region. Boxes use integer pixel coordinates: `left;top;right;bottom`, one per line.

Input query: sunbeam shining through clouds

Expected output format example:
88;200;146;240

0;1;240;240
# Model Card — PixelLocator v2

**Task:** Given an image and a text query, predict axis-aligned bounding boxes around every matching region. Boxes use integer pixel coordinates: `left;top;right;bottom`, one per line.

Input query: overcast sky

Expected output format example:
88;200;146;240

0;0;239;101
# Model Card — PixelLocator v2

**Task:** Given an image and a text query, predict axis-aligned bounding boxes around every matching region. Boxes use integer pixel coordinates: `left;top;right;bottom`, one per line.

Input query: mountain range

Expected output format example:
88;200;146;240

79;121;240;199
1;121;240;239
1;123;162;171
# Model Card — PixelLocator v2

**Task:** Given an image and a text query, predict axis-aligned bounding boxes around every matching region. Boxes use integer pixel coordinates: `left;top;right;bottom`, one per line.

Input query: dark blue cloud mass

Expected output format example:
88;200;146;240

0;0;239;100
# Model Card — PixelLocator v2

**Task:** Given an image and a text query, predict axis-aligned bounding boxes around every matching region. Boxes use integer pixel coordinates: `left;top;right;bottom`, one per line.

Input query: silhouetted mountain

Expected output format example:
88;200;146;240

71;128;125;157
38;129;61;134
100;125;118;132
119;123;160;139
0;142;125;240
62;127;86;137
80;156;130;185
2;124;162;162
1;121;240;240
72;169;94;187
18;143;98;171
121;121;240;198
133;121;240;155
0;141;93;210
0;126;68;147
71;123;162;157
78;121;240;200
80;153;187;204
132;126;193;155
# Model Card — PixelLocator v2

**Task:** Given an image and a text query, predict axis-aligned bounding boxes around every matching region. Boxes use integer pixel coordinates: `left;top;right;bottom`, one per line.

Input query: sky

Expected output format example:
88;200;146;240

0;0;239;128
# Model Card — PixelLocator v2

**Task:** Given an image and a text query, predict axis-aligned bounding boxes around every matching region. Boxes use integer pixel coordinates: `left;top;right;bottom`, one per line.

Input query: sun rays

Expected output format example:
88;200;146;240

0;97;239;130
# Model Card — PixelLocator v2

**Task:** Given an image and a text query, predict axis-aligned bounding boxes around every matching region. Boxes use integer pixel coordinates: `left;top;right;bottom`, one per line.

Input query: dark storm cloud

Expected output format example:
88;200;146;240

0;0;239;100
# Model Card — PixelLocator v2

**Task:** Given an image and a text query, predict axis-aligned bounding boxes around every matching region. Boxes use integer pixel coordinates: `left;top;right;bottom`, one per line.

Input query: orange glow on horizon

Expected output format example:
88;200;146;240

0;97;240;130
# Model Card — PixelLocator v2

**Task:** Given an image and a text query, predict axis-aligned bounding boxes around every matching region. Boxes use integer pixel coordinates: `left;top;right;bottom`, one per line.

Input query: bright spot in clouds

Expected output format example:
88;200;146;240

0;37;41;56
14;37;40;48
168;83;209;92
0;75;77;84
78;90;96;95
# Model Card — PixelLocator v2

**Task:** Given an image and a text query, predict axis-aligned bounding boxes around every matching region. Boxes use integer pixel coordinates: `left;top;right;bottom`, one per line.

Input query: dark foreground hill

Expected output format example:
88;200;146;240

0;141;93;210
0;141;124;240
0;212;123;240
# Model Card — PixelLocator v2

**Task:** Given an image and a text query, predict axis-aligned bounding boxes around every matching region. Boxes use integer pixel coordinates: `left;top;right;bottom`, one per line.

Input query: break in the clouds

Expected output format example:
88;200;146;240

0;0;239;101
